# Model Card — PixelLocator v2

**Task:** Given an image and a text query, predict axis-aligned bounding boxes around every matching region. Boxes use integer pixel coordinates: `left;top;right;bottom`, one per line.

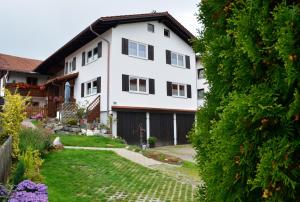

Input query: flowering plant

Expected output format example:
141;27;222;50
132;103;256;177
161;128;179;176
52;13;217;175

0;180;48;202
9;180;48;202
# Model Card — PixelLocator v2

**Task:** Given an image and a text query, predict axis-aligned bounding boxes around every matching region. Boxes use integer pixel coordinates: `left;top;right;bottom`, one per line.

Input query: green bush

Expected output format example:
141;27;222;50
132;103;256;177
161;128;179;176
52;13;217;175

148;137;157;145
13;160;25;185
19;147;44;182
65;118;78;126
192;1;300;201
19;128;51;156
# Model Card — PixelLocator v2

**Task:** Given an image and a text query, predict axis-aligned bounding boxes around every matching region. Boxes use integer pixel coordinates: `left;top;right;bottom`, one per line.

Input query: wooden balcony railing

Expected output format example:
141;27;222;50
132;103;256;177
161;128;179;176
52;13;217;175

6;83;46;97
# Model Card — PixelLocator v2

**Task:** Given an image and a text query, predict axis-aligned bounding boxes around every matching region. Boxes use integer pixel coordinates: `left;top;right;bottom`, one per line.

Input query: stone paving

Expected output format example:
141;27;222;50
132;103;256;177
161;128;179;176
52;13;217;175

63;146;198;201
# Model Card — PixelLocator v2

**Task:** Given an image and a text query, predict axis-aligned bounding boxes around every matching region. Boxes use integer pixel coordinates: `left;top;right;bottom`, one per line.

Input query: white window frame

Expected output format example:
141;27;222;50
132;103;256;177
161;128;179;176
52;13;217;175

64;59;76;75
197;68;205;79
197;89;205;100
85;79;98;97
172;83;186;98
86;46;99;65
128;40;148;59
129;76;149;94
147;23;155;33
171;51;185;68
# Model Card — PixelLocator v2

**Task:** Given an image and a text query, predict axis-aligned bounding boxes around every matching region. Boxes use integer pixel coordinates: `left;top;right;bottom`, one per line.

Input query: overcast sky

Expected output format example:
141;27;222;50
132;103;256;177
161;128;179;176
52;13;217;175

0;0;200;60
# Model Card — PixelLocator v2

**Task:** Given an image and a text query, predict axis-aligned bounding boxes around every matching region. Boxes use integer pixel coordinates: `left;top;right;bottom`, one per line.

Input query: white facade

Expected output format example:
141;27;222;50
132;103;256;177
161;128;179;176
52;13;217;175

196;58;209;107
63;20;197;129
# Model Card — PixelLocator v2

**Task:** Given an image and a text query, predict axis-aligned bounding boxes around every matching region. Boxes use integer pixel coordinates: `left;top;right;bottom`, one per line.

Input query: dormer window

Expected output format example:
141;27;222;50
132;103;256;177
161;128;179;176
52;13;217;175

147;23;154;33
164;29;170;37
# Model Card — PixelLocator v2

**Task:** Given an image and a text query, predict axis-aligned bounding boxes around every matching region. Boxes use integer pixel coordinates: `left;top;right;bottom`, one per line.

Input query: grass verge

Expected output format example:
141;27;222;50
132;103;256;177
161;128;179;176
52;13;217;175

53;134;126;148
41;149;196;201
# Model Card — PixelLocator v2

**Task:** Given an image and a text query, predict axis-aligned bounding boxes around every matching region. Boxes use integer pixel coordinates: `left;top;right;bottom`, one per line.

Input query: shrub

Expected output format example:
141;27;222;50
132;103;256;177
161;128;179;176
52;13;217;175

0;90;29;158
148;137;157;145
19;148;44;182
13;160;25;186
19;127;51;156
192;1;300;201
65;118;78;126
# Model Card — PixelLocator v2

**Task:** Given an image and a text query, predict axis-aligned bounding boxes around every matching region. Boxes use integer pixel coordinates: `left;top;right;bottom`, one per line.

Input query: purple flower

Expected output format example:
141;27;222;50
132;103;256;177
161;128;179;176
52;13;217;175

9;180;48;202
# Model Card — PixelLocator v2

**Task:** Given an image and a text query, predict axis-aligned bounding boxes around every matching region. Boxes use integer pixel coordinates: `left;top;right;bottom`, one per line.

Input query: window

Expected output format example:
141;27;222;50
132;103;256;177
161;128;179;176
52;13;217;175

129;76;148;93
85;79;98;96
147;23;154;32
65;62;68;74
164;29;170;37
87;50;93;63
128;40;147;59
93;47;98;60
197;68;205;79
171;52;185;67
26;77;37;85
198;89;205;100
172;83;186;97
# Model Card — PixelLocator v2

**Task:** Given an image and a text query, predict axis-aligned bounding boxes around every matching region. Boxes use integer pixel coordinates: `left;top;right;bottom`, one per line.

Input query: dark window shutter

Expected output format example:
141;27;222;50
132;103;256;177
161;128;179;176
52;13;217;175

72;57;76;71
81;83;84;97
122;38;129;55
185;55;190;69
98;42;102;58
148;45;154;60
149;79;155;94
122;74;129;91
167;81;172;96
187;85;192;98
82;52;86;66
166;50;171;64
65;62;68;74
97;77;101;93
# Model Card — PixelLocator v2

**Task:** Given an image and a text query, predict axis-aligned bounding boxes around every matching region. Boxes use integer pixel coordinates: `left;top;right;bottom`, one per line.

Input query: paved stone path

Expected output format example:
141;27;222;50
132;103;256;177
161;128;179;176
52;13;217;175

21;119;36;129
64;146;163;167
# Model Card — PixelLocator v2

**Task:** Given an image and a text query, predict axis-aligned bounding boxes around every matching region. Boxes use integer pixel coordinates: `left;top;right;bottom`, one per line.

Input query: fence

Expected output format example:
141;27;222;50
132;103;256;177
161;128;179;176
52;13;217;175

61;102;77;123
0;136;12;184
25;106;48;118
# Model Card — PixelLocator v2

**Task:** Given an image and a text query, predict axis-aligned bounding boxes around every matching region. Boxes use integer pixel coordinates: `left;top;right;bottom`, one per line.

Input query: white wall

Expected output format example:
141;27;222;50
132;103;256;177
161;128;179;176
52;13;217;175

64;29;112;116
196;59;209;107
109;21;197;111
7;72;48;85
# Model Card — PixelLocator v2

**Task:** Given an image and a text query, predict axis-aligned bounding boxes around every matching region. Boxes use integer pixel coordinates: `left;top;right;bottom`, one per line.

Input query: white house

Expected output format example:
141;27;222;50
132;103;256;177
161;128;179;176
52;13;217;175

196;56;209;107
35;12;197;146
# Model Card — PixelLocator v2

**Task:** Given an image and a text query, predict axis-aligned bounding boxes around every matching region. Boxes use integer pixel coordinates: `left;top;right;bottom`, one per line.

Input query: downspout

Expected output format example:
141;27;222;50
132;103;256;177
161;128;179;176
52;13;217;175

89;25;111;119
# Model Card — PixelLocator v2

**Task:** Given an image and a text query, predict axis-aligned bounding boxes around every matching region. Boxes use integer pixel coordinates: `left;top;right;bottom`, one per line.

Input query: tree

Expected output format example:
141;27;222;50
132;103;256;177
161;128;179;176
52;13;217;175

191;1;300;201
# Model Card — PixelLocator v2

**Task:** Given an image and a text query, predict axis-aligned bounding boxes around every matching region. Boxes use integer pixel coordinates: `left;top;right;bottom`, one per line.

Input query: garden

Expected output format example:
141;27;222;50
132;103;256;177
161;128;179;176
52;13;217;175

0;90;198;201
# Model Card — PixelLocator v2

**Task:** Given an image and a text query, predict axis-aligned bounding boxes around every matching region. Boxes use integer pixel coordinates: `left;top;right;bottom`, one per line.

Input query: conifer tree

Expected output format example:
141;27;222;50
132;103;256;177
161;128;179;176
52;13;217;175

192;1;300;201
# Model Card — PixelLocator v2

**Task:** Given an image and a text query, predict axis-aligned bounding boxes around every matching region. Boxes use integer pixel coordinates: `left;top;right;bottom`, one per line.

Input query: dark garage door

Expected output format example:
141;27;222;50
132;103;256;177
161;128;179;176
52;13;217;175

176;113;195;144
150;113;174;146
117;111;146;145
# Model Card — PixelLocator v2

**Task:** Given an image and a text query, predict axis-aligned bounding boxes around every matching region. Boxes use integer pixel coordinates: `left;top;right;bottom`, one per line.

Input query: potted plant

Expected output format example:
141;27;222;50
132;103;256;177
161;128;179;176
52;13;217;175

148;137;157;148
76;106;86;125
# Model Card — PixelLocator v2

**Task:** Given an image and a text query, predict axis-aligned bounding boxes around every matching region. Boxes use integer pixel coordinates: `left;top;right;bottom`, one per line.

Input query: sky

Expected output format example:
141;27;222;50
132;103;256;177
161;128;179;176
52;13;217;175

0;0;200;60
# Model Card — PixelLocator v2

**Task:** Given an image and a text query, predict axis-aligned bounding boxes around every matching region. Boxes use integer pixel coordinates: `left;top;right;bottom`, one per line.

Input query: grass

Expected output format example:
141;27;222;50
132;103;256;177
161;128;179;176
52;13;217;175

53;134;126;148
42;149;196;201
31;119;41;126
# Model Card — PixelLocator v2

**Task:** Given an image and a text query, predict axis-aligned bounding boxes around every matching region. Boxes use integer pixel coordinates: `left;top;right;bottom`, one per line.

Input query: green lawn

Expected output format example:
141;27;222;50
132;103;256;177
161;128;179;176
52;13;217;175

42;150;196;201
54;134;125;148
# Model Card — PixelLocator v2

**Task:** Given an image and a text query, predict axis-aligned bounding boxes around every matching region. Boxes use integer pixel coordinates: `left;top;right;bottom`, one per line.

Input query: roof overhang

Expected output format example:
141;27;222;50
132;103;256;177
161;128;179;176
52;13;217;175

112;106;196;113
44;72;78;86
35;12;195;75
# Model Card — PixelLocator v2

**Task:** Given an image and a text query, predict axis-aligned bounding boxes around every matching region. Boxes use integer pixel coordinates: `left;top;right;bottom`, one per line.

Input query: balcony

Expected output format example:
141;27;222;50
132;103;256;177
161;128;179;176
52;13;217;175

6;83;46;97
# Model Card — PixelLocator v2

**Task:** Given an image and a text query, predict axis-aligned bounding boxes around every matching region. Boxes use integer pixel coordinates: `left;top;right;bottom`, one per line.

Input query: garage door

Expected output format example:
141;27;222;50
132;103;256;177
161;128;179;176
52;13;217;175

176;113;195;144
150;113;174;146
117;111;146;145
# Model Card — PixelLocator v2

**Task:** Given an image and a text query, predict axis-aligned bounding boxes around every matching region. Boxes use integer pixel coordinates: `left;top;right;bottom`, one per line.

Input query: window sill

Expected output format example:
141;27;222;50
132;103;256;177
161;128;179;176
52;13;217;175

85;58;100;66
170;64;186;69
172;95;187;99
128;91;149;95
128;55;149;61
